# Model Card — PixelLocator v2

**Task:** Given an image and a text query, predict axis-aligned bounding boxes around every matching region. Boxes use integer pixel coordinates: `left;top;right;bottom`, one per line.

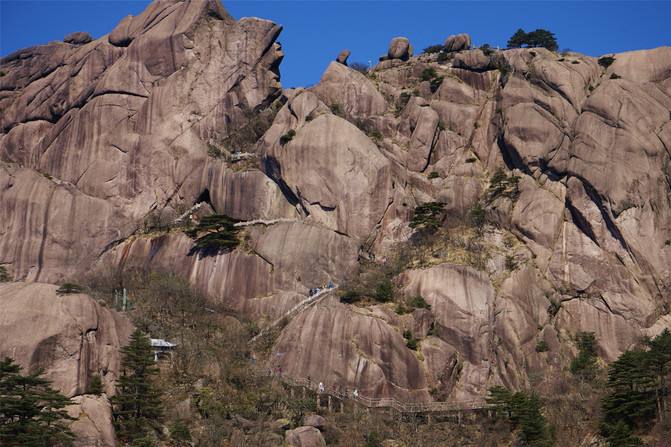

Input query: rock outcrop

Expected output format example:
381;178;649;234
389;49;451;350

64;32;93;45
387;37;412;61
336;49;350;65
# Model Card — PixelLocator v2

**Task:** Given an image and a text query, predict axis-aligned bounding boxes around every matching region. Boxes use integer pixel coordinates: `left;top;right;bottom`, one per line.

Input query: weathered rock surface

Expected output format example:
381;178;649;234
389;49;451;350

64;32;93;45
273;298;430;401
312;61;387;117
452;49;492;72
285;425;326;447
387;37;412;61
444;33;472;52
1;1;671;435
67;395;116;447
336;49;350;65
0;282;132;396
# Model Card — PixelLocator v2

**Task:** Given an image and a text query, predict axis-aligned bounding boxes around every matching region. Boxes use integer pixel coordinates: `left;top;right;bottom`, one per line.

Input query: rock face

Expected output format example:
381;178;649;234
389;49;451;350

0;282;132;396
1;1;671;440
444;33;472;52
0;282;131;447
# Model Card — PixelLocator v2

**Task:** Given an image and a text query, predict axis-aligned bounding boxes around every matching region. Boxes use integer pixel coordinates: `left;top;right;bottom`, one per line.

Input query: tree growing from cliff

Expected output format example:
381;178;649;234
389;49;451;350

507;28;558;52
0;357;75;446
112;329;163;445
570;331;599;380
410;202;446;234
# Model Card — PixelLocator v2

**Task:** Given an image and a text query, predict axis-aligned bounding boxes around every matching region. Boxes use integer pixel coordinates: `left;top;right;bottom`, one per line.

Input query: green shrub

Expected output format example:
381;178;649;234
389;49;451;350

403;330;419;350
570;332;598;380
364;431;383;447
437;52;450;63
279;129;296;145
339;289;360;304
395;302;409;315
57;283;84;295
408;295;430;310
469;202;486;229
429;75;444;93
547;298;560;317
420;67;437;81
0;265;10;282
186;214;240;256
480;43;494;56
505;255;517;271
598;56;616;68
330;103;344;117
207;143;225;158
428;171;440;179
487;386;553;446
423;44;444;54
410;202;445;233
406;337;418;350
170;420;192;445
374;278;394;303
0;70;6;77
487;168;520;202
89;374;103;395
535;340;549;353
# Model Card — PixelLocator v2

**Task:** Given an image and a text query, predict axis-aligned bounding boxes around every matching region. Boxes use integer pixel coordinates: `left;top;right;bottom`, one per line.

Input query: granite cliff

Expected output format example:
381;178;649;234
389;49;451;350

1;0;670;444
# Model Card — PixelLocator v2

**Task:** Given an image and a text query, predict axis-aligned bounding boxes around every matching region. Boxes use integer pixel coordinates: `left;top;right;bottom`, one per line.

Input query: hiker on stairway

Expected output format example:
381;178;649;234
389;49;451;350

318;382;325;394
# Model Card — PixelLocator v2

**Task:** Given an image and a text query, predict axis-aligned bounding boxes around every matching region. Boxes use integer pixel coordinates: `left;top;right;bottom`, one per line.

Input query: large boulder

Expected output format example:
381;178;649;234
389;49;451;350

0;282;133;397
67;395;116;447
64;32;93;45
444;33;471;52
285;426;326;447
336;49;350;65
452;49;492;71
312;61;387;117
387;37;412;61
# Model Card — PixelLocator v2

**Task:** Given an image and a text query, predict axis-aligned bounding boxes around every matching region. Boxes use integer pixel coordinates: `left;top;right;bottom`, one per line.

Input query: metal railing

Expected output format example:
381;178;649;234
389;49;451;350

250;287;337;343
276;373;490;414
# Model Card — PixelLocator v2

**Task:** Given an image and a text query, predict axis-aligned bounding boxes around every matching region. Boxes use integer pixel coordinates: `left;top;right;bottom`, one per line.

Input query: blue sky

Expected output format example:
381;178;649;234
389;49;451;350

2;1;670;88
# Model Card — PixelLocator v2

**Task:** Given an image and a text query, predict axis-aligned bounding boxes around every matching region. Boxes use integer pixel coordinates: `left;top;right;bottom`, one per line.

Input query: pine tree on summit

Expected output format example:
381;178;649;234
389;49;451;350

112;329;163;445
0;357;74;446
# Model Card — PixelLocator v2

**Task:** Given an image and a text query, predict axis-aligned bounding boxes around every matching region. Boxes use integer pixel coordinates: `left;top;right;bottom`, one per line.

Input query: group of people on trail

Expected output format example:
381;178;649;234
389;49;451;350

308;280;335;297
306;376;358;399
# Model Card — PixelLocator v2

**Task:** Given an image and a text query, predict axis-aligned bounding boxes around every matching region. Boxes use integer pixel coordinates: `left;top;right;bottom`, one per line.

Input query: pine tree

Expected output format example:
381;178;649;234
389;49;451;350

601;350;656;443
507;28;527;48
0;357;75;446
487;386;553;446
570;331;599;380
111;330;163;445
646;329;671;421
